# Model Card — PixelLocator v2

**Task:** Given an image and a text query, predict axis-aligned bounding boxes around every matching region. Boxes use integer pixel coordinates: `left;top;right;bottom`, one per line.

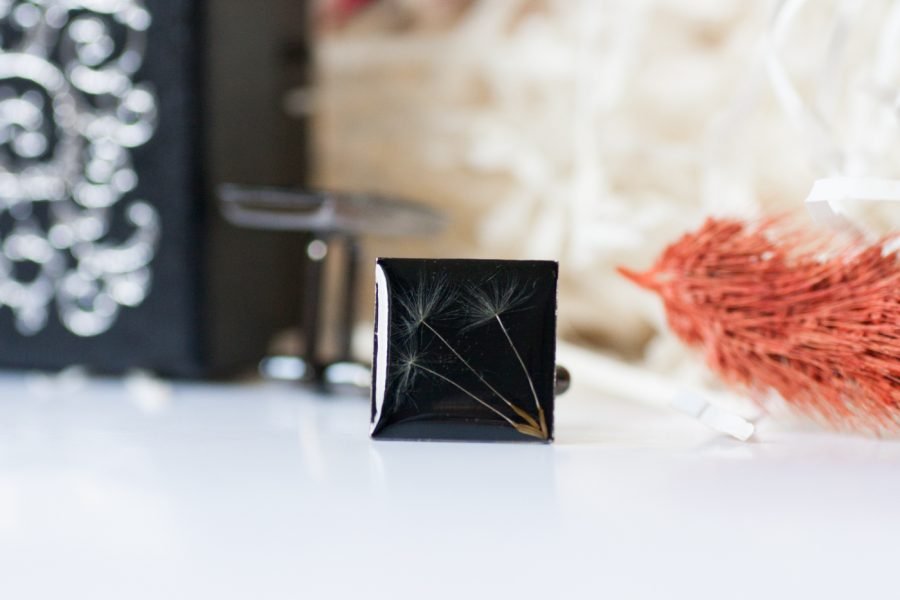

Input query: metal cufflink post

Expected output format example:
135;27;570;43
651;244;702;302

219;183;571;396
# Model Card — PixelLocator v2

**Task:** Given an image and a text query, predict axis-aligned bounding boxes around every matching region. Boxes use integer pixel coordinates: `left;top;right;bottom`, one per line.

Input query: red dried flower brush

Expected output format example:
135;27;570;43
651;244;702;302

619;216;900;434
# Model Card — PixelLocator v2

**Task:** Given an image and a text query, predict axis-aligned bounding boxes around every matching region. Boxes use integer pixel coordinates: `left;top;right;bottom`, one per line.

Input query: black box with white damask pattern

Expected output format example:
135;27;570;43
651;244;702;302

0;1;309;375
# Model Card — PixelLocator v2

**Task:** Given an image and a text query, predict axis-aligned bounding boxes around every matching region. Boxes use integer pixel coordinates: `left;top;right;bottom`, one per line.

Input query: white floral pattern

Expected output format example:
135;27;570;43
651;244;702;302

0;0;158;336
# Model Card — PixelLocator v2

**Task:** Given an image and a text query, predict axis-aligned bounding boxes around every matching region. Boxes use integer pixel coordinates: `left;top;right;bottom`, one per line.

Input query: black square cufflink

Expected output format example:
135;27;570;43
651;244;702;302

371;258;559;442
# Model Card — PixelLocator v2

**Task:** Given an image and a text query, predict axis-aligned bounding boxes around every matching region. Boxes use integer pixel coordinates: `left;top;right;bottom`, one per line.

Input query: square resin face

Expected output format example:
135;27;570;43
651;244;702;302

371;258;558;442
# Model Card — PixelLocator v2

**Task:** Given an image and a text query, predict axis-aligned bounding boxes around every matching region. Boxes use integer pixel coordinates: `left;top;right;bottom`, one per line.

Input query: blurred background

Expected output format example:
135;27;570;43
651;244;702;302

2;0;900;392
312;0;900;388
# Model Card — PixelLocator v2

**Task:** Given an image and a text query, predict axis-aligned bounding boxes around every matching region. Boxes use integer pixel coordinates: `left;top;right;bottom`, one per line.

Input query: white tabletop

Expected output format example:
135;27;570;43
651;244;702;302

1;370;898;600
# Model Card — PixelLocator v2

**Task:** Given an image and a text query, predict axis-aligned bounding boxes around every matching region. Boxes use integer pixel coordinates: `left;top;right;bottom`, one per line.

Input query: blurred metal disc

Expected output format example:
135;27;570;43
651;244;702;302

219;184;446;237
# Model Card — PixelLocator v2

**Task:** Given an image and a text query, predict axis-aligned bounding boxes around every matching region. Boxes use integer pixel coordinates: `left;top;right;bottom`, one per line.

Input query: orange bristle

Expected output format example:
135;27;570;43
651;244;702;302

621;217;900;434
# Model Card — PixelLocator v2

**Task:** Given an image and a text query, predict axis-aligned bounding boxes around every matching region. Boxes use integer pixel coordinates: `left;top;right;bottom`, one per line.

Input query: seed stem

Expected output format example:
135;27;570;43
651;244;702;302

423;321;540;430
495;315;542;414
415;364;516;426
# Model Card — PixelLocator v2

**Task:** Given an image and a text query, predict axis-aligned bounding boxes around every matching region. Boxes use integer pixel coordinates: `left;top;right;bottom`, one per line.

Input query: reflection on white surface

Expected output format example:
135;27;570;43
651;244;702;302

0;371;899;599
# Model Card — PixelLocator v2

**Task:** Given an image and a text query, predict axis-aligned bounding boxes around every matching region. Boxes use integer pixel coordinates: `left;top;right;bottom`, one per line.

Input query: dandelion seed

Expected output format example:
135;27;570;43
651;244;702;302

463;272;533;330
391;338;423;403
389;268;547;440
462;273;547;434
389;331;526;430
395;272;456;337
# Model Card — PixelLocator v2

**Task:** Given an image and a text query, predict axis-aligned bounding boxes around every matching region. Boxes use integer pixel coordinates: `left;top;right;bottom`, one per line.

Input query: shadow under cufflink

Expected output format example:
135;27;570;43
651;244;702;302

371;258;559;442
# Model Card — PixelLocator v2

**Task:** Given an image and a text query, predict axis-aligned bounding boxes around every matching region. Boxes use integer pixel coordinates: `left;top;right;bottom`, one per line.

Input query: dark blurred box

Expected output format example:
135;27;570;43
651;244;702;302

0;0;309;376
